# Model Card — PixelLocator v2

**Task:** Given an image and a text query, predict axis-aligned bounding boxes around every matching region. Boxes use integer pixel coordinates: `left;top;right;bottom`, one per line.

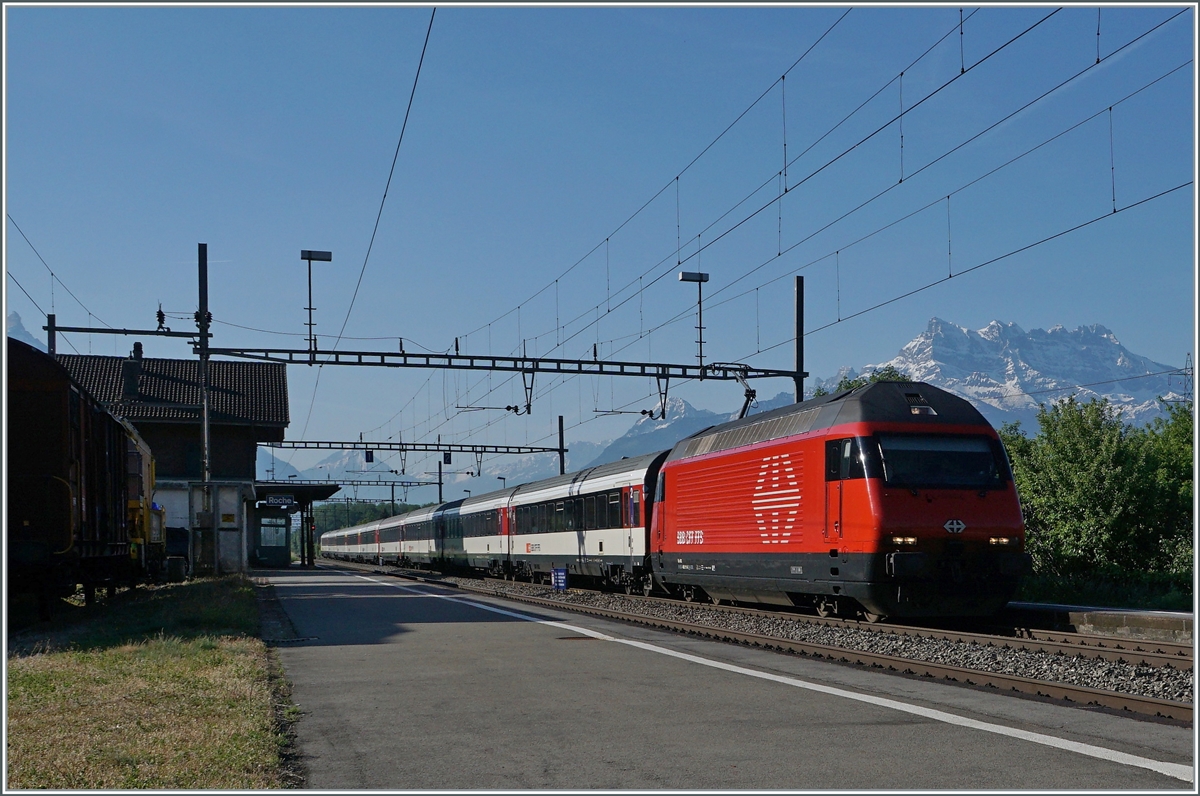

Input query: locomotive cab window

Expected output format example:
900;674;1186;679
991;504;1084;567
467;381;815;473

877;434;1006;490
826;438;875;481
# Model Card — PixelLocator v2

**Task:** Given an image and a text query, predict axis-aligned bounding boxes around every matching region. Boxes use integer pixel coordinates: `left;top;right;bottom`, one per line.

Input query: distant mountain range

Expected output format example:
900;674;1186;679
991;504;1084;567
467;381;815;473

7;312;45;351
253;317;1187;500
853;318;1185;430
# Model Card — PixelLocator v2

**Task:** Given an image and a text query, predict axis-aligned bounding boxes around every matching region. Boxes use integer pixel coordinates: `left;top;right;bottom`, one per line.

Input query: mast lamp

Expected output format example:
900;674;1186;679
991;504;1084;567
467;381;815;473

301;249;333;363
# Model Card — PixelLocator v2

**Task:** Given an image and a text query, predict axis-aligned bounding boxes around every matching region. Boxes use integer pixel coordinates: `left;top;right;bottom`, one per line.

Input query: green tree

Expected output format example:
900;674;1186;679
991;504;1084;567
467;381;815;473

313;500;427;534
1000;396;1190;578
811;365;911;397
1143;400;1194;576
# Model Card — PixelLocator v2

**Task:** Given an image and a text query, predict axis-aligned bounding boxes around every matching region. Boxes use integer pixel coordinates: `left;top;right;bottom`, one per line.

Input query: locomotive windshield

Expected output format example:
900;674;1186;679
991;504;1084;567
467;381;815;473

876;434;1006;490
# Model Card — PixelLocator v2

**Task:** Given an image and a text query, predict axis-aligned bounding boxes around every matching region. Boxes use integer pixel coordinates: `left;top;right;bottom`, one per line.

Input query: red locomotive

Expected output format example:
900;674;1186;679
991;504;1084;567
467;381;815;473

651;380;1030;619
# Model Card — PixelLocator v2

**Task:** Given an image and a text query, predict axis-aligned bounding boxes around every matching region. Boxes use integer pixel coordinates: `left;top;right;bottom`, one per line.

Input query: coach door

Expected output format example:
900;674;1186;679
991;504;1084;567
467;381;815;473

825;440;844;541
501;505;512;567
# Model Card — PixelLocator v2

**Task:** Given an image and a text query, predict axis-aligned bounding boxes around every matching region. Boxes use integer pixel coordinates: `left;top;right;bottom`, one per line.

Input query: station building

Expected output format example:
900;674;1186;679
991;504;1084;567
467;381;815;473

56;343;290;575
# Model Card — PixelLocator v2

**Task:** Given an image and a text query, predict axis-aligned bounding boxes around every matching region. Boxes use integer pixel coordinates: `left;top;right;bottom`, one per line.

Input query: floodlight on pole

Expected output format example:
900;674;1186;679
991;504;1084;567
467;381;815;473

679;271;709;373
301;250;333;364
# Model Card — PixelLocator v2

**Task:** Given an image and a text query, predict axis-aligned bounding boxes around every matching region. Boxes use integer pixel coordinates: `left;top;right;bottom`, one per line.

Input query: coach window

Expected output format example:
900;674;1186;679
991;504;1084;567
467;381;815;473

595;495;607;529
584;496;596;529
611;492;623;528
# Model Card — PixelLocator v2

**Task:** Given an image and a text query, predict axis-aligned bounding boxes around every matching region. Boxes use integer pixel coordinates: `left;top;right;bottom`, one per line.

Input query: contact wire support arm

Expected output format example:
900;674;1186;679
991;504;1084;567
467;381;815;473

199;346;796;383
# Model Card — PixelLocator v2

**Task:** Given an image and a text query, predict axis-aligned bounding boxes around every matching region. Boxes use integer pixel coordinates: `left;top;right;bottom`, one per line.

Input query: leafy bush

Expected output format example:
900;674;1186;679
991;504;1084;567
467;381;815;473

314;500;427;533
1000;397;1193;596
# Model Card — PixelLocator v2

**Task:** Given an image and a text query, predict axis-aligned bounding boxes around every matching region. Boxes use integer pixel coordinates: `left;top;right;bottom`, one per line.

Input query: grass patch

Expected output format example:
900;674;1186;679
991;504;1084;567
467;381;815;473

1016;570;1194;611
6;576;300;789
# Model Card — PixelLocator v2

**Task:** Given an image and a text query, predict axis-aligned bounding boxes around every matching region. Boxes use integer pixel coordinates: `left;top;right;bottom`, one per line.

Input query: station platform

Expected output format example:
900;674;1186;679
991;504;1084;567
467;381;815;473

1004;602;1193;644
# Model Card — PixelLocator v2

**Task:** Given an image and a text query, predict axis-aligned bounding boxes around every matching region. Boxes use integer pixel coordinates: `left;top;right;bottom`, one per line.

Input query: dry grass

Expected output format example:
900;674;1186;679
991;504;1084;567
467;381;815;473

6;576;297;789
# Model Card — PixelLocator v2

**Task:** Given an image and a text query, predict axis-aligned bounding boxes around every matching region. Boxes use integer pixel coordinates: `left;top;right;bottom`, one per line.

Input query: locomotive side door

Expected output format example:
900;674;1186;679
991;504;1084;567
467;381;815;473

650;474;666;568
824;440;844;541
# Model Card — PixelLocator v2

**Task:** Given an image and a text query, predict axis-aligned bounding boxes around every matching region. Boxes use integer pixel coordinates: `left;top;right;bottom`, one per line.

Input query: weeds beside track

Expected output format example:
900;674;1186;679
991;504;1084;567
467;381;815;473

5;576;301;789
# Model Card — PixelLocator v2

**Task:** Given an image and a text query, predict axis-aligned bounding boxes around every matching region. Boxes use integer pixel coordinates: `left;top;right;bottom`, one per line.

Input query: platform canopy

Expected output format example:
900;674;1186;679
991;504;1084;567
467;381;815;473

255;481;341;509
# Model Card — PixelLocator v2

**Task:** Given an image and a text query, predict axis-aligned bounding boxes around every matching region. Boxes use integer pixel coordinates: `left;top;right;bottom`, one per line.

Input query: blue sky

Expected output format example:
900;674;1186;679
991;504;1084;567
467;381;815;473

4;4;1195;474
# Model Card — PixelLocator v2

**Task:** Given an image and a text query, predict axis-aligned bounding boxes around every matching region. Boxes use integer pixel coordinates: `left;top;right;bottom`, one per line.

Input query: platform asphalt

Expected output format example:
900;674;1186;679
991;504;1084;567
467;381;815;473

262;566;1193;790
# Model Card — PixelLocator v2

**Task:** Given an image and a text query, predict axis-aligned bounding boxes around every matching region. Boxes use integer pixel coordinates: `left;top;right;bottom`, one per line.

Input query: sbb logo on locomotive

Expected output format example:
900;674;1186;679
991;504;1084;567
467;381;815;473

677;530;704;545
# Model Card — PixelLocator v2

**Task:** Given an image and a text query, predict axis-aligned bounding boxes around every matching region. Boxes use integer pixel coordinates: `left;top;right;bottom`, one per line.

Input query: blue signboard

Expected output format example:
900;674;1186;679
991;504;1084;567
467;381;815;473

551;568;568;592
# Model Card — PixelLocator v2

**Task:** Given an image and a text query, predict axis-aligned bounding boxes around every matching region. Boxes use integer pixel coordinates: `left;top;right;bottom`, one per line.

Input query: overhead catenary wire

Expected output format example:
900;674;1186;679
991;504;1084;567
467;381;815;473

487;7;1060;368
345;10;1187;465
471;7;971;358
6;270;46;318
295;8;437;446
407;40;1190;458
735;181;1192;359
454;8;854;344
1000;368;1188;401
659;49;1193;327
7;213;112;328
345;6;993;441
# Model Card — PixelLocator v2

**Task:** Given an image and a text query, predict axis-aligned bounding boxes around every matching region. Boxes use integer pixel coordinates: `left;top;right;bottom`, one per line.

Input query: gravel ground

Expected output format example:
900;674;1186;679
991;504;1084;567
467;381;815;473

444;576;1194;705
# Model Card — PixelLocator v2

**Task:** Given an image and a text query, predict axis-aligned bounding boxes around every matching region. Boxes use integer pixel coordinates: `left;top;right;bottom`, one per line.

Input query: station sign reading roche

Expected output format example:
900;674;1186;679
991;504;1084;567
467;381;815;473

265;494;295;506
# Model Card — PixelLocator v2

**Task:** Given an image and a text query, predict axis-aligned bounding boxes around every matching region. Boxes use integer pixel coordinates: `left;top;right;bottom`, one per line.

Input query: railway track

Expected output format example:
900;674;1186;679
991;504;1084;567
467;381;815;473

753;609;1193;669
321;560;1193;723
464;574;1194;671
456;580;1193;723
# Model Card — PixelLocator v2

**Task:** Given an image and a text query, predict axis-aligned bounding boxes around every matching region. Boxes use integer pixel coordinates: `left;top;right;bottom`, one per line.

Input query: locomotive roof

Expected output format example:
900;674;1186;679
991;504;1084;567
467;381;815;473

667;380;990;463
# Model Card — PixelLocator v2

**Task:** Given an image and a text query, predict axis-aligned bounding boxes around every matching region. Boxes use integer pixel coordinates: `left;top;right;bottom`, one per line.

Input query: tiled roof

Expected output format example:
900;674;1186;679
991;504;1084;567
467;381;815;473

56;354;289;426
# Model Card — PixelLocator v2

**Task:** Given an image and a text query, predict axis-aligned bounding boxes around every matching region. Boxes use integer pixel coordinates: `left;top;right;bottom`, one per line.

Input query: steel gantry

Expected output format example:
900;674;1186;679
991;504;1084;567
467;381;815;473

263;430;570;499
198;347;800;418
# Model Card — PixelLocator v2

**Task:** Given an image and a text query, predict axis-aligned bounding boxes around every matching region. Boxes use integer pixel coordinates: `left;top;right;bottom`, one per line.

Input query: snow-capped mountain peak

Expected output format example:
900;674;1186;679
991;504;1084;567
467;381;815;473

861;318;1184;428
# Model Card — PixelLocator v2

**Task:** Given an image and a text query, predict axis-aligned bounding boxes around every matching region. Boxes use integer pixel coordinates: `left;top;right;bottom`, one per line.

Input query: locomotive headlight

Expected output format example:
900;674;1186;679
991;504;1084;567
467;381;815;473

890;536;917;545
989;536;1017;545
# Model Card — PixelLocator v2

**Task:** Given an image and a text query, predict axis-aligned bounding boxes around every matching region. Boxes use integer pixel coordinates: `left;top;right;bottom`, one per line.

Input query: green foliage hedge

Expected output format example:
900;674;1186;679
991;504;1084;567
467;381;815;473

999;398;1193;596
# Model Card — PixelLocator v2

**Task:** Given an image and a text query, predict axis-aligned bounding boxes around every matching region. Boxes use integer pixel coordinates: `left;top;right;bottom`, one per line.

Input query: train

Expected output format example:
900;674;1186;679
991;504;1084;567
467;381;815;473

7;338;165;613
321;380;1032;619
